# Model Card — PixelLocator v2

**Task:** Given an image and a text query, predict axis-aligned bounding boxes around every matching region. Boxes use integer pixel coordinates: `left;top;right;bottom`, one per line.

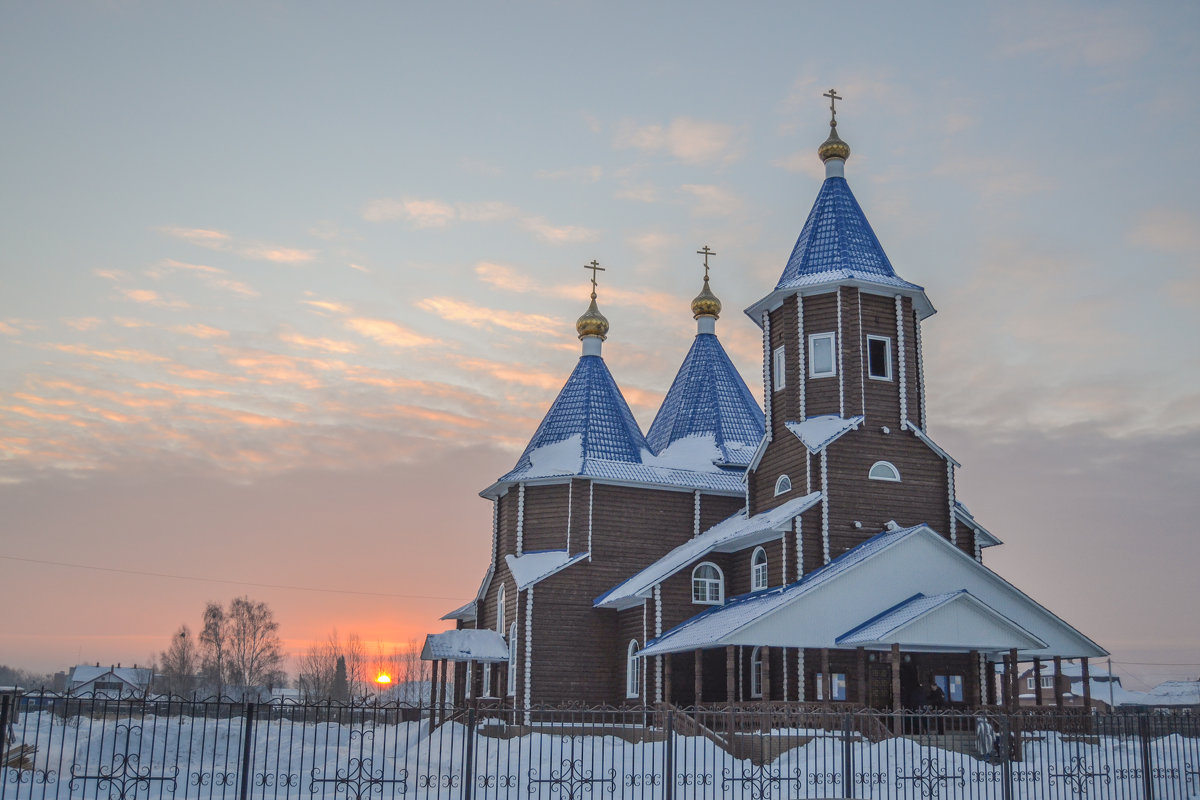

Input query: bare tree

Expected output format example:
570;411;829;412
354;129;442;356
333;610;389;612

198;602;228;697
396;639;430;704
297;633;339;700
344;632;367;698
226;596;285;692
159;625;197;696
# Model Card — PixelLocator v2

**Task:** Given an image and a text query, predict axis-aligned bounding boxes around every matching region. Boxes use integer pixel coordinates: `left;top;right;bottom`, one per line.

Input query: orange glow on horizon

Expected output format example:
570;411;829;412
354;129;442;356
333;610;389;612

376;673;392;684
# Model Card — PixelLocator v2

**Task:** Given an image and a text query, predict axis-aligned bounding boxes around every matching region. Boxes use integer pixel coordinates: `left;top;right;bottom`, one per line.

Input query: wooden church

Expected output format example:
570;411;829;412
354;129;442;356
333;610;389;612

427;94;1106;713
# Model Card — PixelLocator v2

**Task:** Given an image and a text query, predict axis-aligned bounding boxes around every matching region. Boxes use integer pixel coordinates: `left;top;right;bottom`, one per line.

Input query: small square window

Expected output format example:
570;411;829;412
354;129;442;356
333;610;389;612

809;333;836;378
936;674;964;703
866;335;892;381
815;672;847;701
772;346;786;391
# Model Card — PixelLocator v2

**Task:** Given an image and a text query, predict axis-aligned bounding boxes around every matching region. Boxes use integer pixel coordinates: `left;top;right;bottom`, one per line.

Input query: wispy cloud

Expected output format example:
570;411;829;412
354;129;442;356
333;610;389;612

159;226;315;264
301;298;353;316
473;262;682;312
519;217;600;244
996;5;1150;67
536;165;603;182
159;226;232;248
614;117;743;164
49;343;170;364
63;317;105;332
451;356;564;391
280;331;360;354
362;197;592;243
119;288;190;309
933;156;1055;199
417;297;563;335
171;324;229;339
345;318;441;349
362;198;457;227
238;246;315;264
1128;209;1200;254
153;259;259;297
680;184;744;217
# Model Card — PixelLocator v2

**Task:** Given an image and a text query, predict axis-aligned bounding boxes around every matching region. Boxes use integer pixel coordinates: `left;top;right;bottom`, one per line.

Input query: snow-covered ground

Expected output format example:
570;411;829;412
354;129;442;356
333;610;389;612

4;711;1200;798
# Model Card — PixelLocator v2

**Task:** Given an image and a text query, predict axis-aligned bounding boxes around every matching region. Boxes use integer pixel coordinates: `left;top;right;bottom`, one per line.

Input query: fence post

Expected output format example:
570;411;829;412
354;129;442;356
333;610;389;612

842;712;853;799
238;701;257;800
1139;714;1156;800
0;693;11;748
462;705;476;800
664;709;674;800
1000;715;1012;800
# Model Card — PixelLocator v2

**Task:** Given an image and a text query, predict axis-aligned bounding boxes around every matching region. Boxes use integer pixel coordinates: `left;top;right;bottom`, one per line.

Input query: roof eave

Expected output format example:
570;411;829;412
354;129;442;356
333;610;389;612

744;281;937;328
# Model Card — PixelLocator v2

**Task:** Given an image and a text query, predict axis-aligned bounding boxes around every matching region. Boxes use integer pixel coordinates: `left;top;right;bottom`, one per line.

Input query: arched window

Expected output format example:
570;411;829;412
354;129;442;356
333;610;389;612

626;640;640;698
496;584;506;633
774;474;792;496
691;562;724;605
868;461;901;482
751;547;768;591
482;662;492;697
750;646;764;698
507;622;517;696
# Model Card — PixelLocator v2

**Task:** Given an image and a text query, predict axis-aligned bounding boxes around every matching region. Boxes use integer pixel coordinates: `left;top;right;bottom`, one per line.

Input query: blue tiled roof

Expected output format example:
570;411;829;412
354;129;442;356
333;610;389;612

508;355;648;473
646;333;765;467
775;177;923;293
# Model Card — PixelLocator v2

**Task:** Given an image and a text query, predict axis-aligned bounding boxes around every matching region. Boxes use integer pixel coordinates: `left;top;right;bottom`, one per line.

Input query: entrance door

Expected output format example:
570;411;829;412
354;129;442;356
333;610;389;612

867;663;892;709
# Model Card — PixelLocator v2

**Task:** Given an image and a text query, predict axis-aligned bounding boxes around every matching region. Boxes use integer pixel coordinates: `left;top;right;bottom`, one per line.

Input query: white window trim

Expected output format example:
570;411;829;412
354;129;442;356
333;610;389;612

866;334;893;381
1027;677;1035;691
750;646;763;698
496;584;506;634
868;461;901;482
691;562;724;605
808;332;836;378
774;474;792;496
626;640;641;699
482;662;492;698
772;346;786;392
816;672;847;701
507;622;517;697
751;546;768;592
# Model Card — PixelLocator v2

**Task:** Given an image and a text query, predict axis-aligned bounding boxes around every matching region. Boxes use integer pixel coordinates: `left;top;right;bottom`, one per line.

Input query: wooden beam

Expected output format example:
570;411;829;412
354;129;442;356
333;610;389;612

857;647;867;706
1033;658;1043;706
726;646;735;703
762;646;771;701
821;648;831;704
1081;657;1092;711
438;659;448;720
1008;648;1019;711
664;654;672;706
967;650;981;707
891;644;902;733
694;650;703;707
1053;656;1064;709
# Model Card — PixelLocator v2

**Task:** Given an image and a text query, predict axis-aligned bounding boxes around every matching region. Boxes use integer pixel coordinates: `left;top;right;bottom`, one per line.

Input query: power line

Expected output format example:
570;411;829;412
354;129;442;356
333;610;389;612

0;554;464;602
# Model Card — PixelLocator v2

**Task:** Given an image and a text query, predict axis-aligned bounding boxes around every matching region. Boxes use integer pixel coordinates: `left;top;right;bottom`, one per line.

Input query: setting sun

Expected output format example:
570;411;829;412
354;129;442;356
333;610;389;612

375;673;392;685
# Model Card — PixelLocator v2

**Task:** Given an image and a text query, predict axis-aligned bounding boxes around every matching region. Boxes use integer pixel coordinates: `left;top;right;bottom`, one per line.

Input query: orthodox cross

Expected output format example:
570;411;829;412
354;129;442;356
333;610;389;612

823;88;843;124
584;259;605;297
696;246;716;281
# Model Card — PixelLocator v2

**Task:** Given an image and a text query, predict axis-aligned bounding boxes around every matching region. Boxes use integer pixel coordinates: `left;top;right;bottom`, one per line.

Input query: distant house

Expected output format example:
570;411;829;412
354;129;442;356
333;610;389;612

1124;681;1200;709
66;664;152;698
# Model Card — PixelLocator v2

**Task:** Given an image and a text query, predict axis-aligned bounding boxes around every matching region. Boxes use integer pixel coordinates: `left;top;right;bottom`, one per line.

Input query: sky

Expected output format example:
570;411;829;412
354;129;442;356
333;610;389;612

2;1;1198;691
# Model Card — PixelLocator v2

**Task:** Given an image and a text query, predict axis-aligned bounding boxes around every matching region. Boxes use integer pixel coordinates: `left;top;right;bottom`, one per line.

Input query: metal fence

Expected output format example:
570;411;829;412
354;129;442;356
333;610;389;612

3;692;1199;798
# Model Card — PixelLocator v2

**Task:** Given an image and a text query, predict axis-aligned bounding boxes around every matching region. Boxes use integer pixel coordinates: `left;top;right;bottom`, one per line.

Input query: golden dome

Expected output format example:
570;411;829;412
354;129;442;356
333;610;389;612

576;295;609;340
691;276;722;319
818;121;851;163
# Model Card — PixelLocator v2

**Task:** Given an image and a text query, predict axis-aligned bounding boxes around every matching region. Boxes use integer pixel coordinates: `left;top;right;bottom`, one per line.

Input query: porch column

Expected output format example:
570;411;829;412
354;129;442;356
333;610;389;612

999;653;1009;707
439;659;448;719
1033;658;1044;706
1008;648;1019;711
821;648;831;704
856;647;867;706
762;647;771;701
430;659;440;725
664;654;672;705
694;650;703;707
891;644;902;714
1081;658;1092;710
726;646;736;703
968;650;981;707
1053;656;1064;709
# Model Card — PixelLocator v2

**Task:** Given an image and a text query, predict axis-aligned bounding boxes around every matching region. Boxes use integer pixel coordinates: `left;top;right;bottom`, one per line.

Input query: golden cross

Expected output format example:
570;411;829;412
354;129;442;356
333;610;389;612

584;259;605;297
696;246;716;281
823;88;843;124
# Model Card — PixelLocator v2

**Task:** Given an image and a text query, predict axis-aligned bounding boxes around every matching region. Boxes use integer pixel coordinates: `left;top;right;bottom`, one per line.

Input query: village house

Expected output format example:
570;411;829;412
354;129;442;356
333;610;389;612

426;95;1107;713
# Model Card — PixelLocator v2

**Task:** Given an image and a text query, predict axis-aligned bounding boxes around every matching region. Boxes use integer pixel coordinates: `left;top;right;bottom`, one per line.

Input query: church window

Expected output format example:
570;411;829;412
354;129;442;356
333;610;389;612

750;647;764;698
867;335;892;380
496;584;506;634
772;346;786;391
816;672;847;701
626;640;640;698
868;461;901;482
809;333;836;378
507;622;517;696
692;562;724;605
774;474;792;496
751;547;768;591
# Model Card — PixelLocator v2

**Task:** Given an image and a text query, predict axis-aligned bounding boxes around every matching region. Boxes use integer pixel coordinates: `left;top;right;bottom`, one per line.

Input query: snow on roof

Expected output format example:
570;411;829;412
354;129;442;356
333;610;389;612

421;629;510;663
906;421;960;466
595;492;823;609
836;591;967;643
639;524;918;654
645;332;764;468
835;590;1046;650
68;665;152;686
786;415;865;454
1136;681;1200;706
954;502;1001;547
505;550;588;590
440;601;477;622
504;355;648;478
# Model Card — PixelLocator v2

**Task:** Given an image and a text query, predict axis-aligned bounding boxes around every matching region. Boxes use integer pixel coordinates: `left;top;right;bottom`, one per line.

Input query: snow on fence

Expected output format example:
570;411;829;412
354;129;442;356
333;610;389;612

2;693;1199;799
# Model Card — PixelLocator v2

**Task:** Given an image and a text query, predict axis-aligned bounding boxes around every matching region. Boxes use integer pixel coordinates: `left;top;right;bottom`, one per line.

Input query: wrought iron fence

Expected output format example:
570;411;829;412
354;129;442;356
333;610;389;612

2;691;1199;798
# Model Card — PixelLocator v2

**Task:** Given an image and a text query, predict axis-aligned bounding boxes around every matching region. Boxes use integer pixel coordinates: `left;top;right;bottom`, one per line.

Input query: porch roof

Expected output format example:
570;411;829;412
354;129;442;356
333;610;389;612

420;629;509;663
835;590;1046;652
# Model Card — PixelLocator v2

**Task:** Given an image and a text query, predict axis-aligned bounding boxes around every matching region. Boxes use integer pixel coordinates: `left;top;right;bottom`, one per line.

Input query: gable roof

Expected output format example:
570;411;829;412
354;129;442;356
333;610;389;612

594;491;821;609
640;523;1106;659
744;176;934;323
505;550;588;590
835;590;1046;651
645;332;764;468
68;665;152;688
